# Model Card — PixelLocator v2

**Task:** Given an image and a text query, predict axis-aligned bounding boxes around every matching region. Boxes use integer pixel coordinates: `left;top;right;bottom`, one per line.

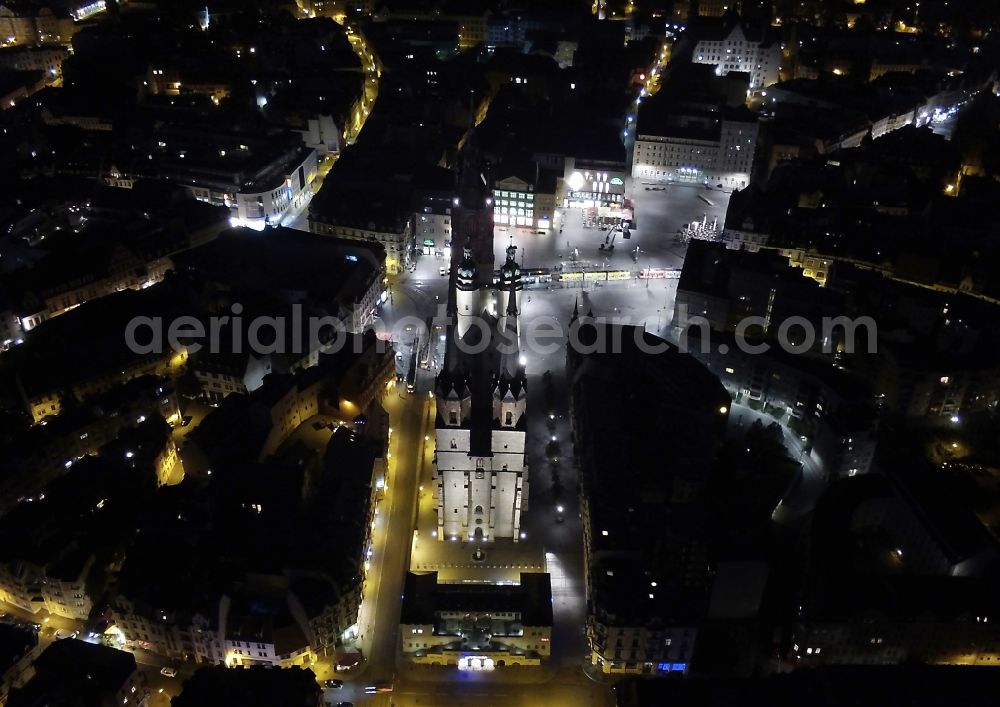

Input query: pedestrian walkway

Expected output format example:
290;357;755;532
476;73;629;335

410;537;546;583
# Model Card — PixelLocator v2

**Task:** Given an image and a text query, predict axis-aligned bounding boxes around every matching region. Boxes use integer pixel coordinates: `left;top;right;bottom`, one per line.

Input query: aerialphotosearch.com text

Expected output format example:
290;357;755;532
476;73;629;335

124;302;878;359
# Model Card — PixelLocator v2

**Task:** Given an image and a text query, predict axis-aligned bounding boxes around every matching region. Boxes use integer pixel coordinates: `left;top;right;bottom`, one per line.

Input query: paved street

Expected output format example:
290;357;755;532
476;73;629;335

384;673;615;707
357;380;433;677
285;23;381;234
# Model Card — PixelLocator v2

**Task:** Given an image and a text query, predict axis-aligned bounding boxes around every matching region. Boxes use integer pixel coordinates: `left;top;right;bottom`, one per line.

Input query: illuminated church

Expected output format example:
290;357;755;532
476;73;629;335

433;244;529;542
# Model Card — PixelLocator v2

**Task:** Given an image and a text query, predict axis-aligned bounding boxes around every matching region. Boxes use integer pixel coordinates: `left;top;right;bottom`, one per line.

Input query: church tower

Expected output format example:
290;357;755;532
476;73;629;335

433;241;529;543
455;243;481;339
493;274;527;434
497;244;522;334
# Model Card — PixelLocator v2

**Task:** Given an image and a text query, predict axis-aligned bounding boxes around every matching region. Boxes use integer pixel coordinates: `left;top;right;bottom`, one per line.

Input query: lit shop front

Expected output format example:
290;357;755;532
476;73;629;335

564;169;628;209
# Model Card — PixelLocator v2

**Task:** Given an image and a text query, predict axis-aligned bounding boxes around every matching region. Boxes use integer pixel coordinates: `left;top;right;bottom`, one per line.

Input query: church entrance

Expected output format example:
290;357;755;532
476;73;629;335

473;527;484;541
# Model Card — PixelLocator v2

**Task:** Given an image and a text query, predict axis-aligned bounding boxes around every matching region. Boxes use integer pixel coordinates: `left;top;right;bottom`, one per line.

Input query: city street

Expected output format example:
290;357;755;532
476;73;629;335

285;22;381;234
284;152;335;232
354;380;433;680
385;673;614;707
343;25;380;146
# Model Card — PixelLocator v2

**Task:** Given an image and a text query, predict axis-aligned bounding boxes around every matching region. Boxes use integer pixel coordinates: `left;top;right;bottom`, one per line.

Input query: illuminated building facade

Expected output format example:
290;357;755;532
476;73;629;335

399;572;553;667
493;169;557;231
434;245;528;542
632;107;758;189
562;157;629;209
690;20;781;89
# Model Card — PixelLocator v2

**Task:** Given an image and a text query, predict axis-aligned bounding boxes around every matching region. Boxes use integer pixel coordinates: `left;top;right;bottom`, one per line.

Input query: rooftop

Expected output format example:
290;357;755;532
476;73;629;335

616;664;1000;707
10;279;203;398
568;320;729;626
174;226;385;307
0;624;37;678
8;640;138;707
171;665;321;707
400;571;553;627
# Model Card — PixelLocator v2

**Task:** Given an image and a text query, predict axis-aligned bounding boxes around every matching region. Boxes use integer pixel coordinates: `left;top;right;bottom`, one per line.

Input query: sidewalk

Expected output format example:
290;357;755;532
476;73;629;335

582;658;618;686
410;535;545;583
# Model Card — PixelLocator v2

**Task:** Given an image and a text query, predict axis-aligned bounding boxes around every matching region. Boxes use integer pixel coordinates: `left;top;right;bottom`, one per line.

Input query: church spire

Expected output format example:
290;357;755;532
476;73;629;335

498;243;521;323
506;275;519;317
455;237;480;339
500;275;521;379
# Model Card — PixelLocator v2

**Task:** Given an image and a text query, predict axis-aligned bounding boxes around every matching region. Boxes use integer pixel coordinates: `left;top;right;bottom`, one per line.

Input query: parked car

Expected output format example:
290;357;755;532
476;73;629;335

323;679;343;688
160;667;178;678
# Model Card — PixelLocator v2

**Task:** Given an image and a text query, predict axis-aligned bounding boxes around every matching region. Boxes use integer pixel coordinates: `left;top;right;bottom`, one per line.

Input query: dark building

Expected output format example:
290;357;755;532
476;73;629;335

792;473;1000;667
8;639;149;707
0;624;38;705
173;226;387;334
399;571;553;667
171;665;322;707
614;664;1000;707
674;240;845;349
568;314;731;675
